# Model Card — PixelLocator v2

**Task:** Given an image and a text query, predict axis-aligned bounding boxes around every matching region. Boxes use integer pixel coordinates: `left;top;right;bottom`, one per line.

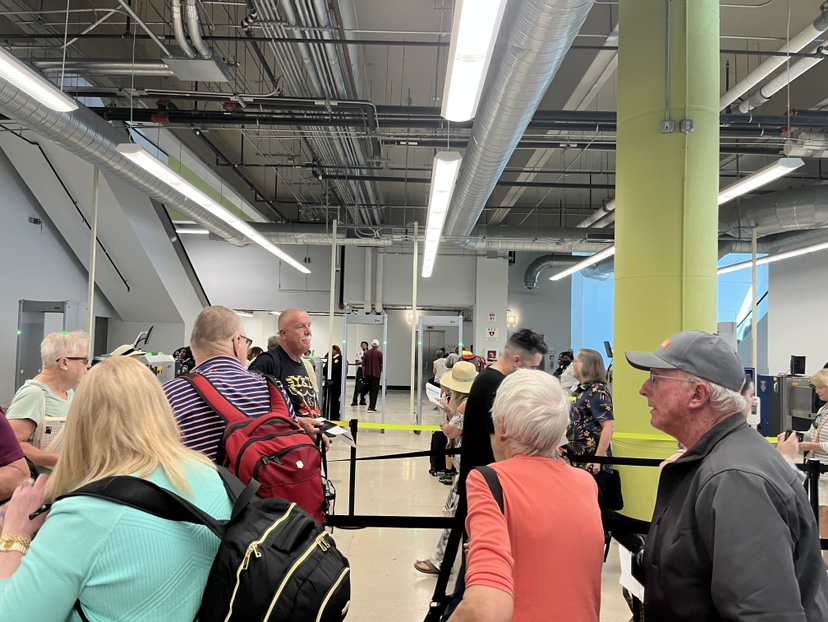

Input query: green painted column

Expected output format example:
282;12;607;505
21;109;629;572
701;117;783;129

613;0;720;521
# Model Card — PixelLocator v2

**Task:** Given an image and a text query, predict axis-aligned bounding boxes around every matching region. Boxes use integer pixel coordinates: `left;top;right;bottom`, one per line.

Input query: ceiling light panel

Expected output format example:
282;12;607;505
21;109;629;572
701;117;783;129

422;152;462;278
0;47;78;112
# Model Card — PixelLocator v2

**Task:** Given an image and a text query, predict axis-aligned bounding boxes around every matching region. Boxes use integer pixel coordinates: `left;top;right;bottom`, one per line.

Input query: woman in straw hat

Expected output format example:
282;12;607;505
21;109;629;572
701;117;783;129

414;361;478;575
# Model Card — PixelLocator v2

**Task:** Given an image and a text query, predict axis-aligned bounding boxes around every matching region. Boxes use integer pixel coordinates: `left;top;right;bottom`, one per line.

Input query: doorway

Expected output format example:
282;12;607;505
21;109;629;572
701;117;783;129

422;329;445;384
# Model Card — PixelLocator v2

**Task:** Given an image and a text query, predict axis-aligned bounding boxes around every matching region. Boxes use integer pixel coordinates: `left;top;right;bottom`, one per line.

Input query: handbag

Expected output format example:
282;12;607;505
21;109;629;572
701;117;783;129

593;468;624;511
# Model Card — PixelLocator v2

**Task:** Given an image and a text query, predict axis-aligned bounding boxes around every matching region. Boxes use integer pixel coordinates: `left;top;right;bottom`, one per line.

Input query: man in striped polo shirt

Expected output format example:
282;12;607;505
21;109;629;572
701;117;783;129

164;305;311;461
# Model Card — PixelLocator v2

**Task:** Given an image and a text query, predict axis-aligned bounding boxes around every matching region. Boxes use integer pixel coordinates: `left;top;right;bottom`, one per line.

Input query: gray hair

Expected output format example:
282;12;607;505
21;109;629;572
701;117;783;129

267;334;280;350
41;331;89;369
685;372;745;415
190;306;243;352
491;369;569;458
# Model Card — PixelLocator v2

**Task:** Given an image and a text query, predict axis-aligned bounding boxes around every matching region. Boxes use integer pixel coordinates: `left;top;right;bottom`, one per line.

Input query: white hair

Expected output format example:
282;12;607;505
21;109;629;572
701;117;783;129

41;331;89;369
491;369;569;458
686;372;745;415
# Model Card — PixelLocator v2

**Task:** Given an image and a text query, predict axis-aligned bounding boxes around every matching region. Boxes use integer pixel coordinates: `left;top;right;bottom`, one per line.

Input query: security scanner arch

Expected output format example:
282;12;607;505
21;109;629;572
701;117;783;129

416;315;463;425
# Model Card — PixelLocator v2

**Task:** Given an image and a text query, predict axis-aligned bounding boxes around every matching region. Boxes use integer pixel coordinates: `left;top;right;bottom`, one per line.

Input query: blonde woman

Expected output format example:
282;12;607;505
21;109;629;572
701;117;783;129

6;331;90;471
801;368;828;564
415;361;478;574
0;357;232;620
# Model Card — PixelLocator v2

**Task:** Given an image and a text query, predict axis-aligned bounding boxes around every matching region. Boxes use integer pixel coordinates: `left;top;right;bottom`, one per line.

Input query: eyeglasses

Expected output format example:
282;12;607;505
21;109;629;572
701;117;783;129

648;372;694;387
59;356;89;365
238;335;253;349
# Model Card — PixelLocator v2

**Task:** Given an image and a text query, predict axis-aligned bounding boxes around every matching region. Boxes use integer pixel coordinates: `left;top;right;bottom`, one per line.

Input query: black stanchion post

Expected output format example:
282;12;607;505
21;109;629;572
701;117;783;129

808;458;820;523
349;418;358;516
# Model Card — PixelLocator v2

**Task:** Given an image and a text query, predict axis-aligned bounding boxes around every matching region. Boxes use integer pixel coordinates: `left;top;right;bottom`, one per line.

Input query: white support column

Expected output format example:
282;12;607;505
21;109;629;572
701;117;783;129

474;256;509;360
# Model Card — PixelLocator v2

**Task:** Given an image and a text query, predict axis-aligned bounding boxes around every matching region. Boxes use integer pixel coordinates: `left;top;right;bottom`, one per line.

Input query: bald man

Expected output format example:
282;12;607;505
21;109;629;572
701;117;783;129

248;308;325;442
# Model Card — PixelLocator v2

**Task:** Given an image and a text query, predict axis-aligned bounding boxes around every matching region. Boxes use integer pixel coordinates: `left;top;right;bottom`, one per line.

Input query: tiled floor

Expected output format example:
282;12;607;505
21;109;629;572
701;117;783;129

324;387;633;622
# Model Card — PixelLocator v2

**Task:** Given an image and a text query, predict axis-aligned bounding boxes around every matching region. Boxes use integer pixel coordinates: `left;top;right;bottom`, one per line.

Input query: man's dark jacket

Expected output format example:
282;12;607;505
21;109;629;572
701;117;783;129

644;414;828;621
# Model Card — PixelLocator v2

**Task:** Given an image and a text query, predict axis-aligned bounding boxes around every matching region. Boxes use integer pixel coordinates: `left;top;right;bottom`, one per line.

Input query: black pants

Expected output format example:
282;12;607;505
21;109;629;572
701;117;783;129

365;375;380;409
351;368;367;404
326;383;341;420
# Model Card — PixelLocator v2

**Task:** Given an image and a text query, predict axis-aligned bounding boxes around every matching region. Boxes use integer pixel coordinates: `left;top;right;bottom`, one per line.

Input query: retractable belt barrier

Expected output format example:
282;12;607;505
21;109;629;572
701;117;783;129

325;419;828;550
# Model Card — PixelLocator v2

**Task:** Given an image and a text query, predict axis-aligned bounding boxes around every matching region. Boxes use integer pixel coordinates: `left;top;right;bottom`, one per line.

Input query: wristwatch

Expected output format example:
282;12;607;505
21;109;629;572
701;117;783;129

0;535;31;555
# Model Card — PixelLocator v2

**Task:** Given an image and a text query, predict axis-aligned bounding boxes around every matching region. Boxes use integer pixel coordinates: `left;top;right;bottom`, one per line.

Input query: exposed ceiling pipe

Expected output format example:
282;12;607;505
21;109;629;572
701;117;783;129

442;0;596;244
185;0;213;59
375;250;384;313
171;0;197;59
523;254;582;288
577;198;615;228
720;2;828;111
0;81;250;246
719;184;828;238
737;45;826;113
364;248;373;314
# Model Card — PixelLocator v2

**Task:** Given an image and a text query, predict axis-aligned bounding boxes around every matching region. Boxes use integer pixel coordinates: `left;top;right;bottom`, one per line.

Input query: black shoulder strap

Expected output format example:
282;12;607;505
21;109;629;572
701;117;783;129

57;467;259;539
475;465;505;513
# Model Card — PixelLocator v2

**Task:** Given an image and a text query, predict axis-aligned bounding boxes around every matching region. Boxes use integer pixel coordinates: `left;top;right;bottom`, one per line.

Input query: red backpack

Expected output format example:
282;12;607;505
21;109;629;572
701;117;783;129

181;373;326;524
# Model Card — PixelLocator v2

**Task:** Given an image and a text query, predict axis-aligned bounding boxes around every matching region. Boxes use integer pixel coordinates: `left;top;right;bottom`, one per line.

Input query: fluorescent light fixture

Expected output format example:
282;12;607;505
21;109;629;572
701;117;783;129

422;152;462;278
548;246;616;281
0;47;78;112
717;240;828;275
175;227;210;235
717;158;804;205
268;311;281;316
441;0;509;122
117;143;310;274
234;310;254;318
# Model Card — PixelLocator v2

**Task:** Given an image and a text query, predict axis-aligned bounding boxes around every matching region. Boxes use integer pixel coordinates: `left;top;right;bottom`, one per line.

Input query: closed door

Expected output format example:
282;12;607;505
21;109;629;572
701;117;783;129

422;330;445;383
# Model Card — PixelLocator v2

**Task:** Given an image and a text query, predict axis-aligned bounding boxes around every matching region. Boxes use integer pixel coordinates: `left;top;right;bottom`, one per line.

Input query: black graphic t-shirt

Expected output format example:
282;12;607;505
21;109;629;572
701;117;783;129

250;345;321;417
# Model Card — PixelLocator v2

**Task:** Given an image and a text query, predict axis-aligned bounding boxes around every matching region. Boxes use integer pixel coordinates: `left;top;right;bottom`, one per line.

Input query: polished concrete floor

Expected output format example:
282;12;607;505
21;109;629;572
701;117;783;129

324;386;633;622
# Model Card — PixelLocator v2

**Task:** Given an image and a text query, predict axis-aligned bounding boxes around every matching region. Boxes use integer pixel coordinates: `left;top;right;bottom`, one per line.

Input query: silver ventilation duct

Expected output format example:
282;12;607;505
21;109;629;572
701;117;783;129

0;80;248;245
443;0;596;243
719;185;828;238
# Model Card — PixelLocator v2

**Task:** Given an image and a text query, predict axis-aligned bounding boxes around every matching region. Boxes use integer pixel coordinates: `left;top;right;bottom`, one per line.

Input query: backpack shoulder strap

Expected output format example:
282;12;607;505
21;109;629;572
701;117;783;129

58;475;226;539
261;374;294;420
180;373;248;426
475;465;505;514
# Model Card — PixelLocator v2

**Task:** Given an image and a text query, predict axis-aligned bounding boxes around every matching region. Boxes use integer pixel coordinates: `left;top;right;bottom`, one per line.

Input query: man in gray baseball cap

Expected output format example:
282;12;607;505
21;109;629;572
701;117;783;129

625;330;828;621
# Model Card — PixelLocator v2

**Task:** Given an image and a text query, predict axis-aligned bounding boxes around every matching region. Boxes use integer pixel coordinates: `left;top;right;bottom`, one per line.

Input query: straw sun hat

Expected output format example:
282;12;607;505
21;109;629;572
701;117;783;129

440;361;478;393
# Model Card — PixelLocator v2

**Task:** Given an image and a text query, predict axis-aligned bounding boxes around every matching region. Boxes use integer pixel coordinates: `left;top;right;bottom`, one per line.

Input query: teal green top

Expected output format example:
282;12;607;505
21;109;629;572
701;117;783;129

6;379;74;442
0;461;232;621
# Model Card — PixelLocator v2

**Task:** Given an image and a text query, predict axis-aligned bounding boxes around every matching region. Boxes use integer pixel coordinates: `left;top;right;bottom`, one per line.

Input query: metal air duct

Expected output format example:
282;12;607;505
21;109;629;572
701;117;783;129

0;80;248;245
442;0;596;243
719;185;828;238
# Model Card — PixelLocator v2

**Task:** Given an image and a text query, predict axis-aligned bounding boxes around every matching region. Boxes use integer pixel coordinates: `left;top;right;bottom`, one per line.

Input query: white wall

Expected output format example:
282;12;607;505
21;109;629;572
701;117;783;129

767;249;828;375
107;321;187;356
0;149;115;404
507;252;573;368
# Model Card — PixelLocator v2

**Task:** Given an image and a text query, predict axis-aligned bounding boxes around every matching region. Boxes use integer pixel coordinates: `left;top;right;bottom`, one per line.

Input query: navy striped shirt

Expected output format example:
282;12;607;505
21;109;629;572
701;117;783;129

163;356;296;461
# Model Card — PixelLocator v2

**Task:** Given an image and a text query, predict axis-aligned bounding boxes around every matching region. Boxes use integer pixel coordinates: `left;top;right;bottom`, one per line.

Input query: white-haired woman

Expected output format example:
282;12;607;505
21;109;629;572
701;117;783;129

449;370;603;622
0;357;232;620
6;331;91;472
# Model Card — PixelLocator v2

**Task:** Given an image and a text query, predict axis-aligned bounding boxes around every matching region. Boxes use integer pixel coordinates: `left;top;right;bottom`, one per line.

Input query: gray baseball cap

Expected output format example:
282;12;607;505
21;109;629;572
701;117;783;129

625;330;745;392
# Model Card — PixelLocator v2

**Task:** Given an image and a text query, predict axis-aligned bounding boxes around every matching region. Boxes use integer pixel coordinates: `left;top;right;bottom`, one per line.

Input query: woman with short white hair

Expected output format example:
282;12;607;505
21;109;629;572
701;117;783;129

449;370;604;622
6;331;90;472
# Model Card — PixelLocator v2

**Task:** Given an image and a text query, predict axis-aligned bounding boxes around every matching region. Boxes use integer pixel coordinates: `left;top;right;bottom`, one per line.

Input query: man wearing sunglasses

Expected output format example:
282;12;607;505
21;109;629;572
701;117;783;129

626;330;828;622
6;331;90;472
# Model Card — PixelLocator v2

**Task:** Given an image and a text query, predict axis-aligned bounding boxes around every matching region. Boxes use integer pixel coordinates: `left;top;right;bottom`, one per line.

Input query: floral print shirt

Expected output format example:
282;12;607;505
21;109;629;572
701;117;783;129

567;382;614;471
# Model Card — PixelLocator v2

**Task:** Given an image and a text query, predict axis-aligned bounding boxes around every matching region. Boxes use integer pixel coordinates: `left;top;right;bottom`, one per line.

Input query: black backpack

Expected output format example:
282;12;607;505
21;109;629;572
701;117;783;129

60;468;350;622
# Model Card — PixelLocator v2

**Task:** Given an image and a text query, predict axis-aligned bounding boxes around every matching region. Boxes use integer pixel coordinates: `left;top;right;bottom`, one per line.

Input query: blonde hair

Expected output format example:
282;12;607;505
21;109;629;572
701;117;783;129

46;357;214;500
41;331;89;369
190;305;243;353
448;389;470;416
811;369;828;389
576;348;607;384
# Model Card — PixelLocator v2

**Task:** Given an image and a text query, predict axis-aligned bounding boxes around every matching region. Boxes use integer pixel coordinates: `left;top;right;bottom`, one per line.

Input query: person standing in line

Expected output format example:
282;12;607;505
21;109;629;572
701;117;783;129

448;370;603;622
248;308;328;447
566;348;615;476
625;330;828;621
350;341;369;406
323;345;343;421
362;339;383;413
441;328;548;620
801;368;828;564
163;306;305;460
6;331;90;472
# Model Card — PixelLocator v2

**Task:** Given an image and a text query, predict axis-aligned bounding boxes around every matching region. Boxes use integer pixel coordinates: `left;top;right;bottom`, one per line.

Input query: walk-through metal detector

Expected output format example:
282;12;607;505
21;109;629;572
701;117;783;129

342;314;388;424
416;315;463;424
15;300;87;391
